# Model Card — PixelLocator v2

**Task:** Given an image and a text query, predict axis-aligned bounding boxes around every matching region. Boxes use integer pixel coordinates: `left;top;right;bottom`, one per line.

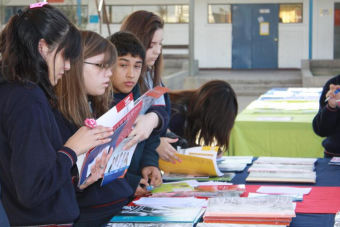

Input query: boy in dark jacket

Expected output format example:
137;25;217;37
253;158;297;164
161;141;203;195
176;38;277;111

109;31;163;197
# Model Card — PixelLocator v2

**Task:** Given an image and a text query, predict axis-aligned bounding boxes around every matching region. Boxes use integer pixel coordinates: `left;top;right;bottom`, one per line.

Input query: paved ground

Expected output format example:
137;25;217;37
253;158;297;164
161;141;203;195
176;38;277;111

237;95;257;112
164;69;303;112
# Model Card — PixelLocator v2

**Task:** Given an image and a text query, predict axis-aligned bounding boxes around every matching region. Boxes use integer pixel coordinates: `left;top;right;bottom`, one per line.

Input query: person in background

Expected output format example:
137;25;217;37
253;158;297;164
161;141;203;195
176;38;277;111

120;10;171;150
313;75;340;157
108;31;162;197
160;80;238;162
54;30;134;226
0;4;112;226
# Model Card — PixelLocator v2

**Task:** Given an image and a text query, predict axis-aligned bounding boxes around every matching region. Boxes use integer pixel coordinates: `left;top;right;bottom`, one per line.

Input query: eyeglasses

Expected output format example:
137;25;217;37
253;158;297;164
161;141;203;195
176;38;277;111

84;61;110;69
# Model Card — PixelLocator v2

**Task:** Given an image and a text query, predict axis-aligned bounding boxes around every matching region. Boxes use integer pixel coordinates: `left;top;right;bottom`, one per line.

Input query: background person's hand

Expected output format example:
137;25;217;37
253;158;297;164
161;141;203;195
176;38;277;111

156;137;181;164
326;84;340;108
124;113;159;150
65;126;113;156
141;166;162;187
78;147;113;190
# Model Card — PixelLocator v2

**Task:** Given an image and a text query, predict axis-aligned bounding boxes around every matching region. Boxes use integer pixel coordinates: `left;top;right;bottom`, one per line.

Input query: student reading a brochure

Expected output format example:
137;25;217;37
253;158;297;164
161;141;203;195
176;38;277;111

109;32;163;198
54;31;133;226
157;80;238;162
121;10;171;147
313;74;340;157
0;4;113;226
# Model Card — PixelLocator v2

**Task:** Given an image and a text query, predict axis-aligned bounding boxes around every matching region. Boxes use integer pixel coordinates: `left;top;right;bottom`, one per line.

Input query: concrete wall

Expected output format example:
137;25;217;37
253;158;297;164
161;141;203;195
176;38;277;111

312;0;334;59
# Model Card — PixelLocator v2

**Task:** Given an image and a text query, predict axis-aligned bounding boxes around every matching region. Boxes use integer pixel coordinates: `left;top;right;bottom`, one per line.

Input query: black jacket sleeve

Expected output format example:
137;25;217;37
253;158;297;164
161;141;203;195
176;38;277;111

313;75;340;137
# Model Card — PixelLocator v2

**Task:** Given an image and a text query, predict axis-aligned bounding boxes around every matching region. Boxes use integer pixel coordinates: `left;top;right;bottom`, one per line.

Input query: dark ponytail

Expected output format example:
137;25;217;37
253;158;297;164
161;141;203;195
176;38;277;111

0;5;81;103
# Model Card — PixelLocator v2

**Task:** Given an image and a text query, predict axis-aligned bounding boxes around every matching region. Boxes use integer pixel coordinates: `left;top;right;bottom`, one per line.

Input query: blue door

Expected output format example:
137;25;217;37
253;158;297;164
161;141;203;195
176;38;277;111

232;4;279;69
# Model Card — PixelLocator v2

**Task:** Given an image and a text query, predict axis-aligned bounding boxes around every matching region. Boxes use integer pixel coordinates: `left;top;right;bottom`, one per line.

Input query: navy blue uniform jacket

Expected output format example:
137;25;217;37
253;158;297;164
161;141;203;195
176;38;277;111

113;86;160;194
313;74;340;156
53;108;133;223
0;81;79;225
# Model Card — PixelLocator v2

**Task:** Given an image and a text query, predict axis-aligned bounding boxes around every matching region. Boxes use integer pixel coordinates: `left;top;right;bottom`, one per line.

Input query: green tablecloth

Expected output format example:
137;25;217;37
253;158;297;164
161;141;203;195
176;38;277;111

229;88;324;158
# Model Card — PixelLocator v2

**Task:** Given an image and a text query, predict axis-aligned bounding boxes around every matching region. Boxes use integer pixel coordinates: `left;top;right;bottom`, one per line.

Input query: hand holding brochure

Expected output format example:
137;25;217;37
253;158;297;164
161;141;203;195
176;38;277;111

77;86;169;187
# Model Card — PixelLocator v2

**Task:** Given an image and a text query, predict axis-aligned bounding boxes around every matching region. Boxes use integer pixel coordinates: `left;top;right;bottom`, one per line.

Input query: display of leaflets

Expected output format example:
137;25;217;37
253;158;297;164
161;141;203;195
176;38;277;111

151;182;244;198
258;87;322;101
203;196;295;225
248;192;303;202
159;146;223;177
248;163;315;173
256;186;311;195
217;156;254;164
133;197;207;208
107;223;193;227
151;182;195;194
218;162;248;172
77;86;168;187
334;211;340;227
254;157;317;165
109;206;205;226
162;173;235;182
246;171;316;183
329;157;340;166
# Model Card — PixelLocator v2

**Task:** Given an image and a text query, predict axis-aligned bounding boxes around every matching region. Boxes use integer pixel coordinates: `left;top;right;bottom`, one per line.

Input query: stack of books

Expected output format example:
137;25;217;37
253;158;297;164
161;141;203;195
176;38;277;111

108;206;205;227
246;157;317;183
217;156;253;172
203;196;296;225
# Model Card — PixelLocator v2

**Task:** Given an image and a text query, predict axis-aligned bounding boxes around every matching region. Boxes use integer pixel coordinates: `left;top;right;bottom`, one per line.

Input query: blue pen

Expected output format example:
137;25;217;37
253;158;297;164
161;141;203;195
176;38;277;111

325;88;340;102
146;185;154;191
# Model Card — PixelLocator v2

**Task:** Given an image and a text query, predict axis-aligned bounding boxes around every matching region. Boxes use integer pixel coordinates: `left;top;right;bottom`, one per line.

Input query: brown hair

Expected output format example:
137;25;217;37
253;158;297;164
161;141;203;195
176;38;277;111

169;80;238;151
55;30;117;127
120;10;164;93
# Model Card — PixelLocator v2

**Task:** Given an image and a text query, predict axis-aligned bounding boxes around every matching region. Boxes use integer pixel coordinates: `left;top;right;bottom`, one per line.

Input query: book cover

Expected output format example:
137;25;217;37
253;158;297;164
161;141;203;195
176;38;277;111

162;173;235;182
106;223;193;227
159;146;223;177
151;182;195;194
329;157;340;165
110;206;204;224
78;94;136;186
77;86;169;187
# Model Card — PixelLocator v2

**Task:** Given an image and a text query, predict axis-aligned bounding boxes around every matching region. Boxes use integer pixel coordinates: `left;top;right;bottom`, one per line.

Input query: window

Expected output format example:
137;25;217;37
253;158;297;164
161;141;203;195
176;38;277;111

208;4;231;24
4;6;25;23
55;5;88;26
4;5;88;26
107;5;189;24
279;4;303;23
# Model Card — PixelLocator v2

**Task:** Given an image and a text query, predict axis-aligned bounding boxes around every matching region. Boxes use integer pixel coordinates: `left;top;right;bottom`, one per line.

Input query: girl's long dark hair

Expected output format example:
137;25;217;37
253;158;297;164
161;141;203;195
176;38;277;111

170;80;238;151
0;5;81;104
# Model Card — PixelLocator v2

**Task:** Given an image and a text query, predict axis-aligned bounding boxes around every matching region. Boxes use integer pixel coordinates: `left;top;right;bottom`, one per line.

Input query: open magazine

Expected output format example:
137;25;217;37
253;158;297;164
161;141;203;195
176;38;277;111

159;146;223;177
77;86;169;187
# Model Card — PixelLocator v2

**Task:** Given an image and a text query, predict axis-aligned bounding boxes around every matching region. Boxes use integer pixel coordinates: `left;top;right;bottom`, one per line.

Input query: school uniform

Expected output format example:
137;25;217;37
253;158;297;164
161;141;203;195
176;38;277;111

0;81;79;225
113;86;160;194
144;71;171;136
0;183;9;227
53;107;133;225
313;74;340;157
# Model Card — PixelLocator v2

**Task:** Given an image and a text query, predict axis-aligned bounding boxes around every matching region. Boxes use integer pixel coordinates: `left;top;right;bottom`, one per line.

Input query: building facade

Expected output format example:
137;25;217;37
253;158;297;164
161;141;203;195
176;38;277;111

1;0;340;69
